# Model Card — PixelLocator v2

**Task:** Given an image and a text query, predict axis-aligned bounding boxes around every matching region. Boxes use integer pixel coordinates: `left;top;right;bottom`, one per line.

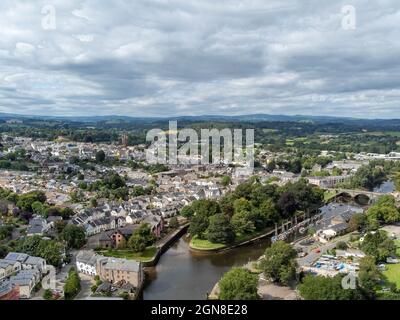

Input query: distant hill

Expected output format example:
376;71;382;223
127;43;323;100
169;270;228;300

0;112;398;125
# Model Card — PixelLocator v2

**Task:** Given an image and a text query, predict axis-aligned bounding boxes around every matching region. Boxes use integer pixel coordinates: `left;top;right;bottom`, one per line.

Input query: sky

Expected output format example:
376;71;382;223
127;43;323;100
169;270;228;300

0;0;399;118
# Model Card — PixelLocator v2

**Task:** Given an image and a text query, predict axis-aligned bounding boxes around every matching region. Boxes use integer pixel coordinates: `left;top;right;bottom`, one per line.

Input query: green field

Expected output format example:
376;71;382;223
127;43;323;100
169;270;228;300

190;236;226;250
262;129;279;133
324;190;338;202
383;264;400;289
396;239;400;256
98;247;158;262
190;228;272;251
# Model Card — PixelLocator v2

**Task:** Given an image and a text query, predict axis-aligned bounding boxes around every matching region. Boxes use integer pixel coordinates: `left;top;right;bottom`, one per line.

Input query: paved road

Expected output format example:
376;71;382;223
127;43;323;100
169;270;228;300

75;276;93;300
297;242;337;267
296;234;353;267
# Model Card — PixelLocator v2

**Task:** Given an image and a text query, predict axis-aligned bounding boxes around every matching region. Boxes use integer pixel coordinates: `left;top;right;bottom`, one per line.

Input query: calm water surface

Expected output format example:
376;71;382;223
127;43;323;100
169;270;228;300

373;180;396;194
143;236;270;300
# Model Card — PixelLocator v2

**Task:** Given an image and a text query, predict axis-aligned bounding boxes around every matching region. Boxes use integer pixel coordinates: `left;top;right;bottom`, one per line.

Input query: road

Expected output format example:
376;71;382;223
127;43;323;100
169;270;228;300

75;276;94;300
296;234;353;267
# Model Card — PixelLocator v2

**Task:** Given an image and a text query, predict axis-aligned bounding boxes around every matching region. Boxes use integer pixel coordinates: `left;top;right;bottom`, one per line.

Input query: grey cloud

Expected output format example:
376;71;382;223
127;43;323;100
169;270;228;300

0;0;399;118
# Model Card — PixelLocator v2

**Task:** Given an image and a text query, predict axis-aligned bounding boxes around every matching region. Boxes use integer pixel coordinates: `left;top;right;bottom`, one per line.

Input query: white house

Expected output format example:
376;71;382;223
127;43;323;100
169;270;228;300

76;251;98;276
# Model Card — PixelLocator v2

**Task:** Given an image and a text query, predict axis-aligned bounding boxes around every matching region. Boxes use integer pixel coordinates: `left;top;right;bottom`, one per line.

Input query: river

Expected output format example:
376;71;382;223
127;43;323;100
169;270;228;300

143;199;367;300
373;180;396;194
143;236;270;300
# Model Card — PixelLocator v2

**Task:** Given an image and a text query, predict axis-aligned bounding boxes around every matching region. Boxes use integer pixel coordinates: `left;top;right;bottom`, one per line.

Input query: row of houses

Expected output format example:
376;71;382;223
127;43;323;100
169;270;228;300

76;251;144;293
0;252;47;299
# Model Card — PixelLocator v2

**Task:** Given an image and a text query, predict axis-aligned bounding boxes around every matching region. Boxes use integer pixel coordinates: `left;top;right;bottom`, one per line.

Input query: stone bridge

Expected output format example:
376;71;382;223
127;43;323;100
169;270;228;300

325;188;400;205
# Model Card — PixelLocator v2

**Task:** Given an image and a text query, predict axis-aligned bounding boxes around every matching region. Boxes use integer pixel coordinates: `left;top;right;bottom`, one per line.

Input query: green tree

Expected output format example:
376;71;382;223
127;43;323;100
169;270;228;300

260;241;297;285
64;268;81;300
61;225;86;249
127;234;146;252
16;236;64;267
358;256;381;298
299;275;364;300
361;230;396;262
231;198;256;234
221;175;232;187
95;150;106;162
348;213;367;232
219;268;259;300
188;213;209;239
366;195;400;229
169;216;179;229
16;191;46;212
31;201;46;216
206;214;235;244
43;289;53;300
127;223;156;252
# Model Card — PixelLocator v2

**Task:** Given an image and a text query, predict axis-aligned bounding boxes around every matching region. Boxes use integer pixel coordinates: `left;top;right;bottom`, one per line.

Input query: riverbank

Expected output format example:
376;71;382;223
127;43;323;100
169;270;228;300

189;227;274;253
95;223;189;267
143;236;270;300
143;223;189;267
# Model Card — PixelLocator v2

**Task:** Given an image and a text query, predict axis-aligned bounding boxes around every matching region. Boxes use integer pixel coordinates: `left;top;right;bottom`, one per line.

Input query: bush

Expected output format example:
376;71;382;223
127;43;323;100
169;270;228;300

43;289;53;300
336;241;348;250
219;268;259;300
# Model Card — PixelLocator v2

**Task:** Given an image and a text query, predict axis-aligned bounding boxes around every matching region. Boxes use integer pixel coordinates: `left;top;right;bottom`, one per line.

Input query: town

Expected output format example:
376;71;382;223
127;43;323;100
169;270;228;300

1;122;400;301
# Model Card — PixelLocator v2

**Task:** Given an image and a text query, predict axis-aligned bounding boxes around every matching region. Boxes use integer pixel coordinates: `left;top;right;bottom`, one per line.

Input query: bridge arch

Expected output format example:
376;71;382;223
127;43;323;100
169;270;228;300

354;193;371;205
336;192;352;202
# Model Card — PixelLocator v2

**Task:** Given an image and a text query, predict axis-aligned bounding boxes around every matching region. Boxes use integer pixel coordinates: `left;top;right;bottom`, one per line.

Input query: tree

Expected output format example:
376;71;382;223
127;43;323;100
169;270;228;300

277;192;297;218
16;191;46;212
169;216;179;229
127;233;146;252
219;268;259;300
55;220;68;234
31;201;46;216
90;198;98;208
0;225;13;241
61;225;86;249
336;241;348;250
64;268;81;300
361;230;396;262
221;175;232;187
231;211;255;235
298;275;364;300
257;199;279;227
348;213;367;232
188;213;209;239
366;195;400;229
0;200;9;216
95;150;106;162
260;241;297;285
16;236;64;267
128;223;155;252
206;214;235;244
43;289;53;300
231;198;256;235
358;256;381;298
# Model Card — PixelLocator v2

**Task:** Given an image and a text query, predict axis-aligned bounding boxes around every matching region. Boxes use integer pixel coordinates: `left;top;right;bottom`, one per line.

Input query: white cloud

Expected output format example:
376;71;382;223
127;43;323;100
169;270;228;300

0;0;399;118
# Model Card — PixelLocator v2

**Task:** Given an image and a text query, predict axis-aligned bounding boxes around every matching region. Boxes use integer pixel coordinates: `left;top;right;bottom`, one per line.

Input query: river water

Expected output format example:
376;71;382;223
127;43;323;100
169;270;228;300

373;180;396;194
143;197;371;300
143;236;271;300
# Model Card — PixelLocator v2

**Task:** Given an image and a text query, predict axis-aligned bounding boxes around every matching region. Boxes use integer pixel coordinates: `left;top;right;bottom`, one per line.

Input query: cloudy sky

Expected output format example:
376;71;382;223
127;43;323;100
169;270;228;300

0;0;399;118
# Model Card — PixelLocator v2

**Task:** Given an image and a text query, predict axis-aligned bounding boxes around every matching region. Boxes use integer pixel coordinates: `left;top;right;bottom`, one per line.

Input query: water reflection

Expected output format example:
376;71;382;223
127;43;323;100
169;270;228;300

373;180;395;194
143;236;270;300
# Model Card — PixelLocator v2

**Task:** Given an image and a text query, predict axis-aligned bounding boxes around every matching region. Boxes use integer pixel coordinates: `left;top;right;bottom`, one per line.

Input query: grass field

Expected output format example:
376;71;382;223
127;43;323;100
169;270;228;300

324;190;338;201
395;239;400;256
190;236;226;250
98;247;158;262
262;129;279;133
190;228;272;251
383;264;400;289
